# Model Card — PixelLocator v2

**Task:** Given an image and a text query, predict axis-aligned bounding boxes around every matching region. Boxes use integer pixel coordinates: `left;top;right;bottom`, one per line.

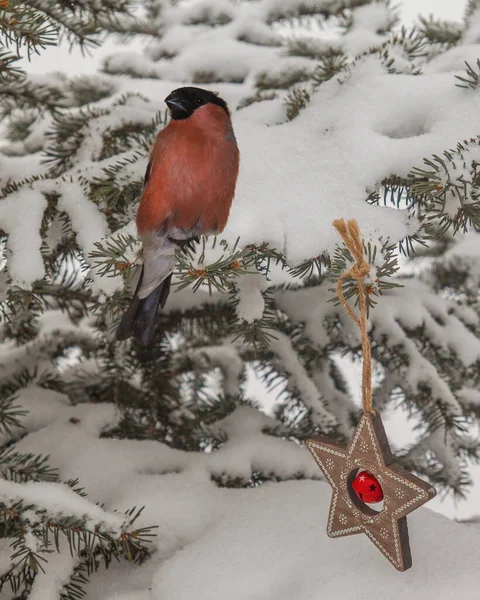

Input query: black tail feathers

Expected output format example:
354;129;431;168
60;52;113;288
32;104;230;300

116;269;172;345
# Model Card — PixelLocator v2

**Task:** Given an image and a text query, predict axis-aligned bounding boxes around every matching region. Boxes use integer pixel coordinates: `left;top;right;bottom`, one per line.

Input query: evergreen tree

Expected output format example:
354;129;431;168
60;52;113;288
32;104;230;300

0;0;479;597
0;1;158;597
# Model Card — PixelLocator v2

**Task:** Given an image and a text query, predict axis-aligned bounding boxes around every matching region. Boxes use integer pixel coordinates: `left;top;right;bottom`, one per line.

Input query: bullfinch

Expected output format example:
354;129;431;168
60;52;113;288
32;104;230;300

116;87;240;345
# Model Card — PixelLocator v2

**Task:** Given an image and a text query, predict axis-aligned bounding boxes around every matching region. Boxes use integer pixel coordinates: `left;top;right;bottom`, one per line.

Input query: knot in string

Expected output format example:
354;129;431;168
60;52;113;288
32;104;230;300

332;218;374;415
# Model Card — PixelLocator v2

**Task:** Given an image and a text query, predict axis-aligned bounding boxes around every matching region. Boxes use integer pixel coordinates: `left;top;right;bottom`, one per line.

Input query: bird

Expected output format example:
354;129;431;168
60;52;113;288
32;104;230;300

116;86;240;345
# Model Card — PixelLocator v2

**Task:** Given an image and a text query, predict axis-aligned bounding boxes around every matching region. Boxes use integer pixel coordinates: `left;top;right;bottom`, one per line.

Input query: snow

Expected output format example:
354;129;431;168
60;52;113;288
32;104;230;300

401;1;466;27
463;7;480;45
103;0;399;84
235;273;267;322
8;388;317;500
103;52;163;79
148;481;480;600
424;43;480;74
0;479;124;532
16;1;467;78
91;53;480;277
2;387;479;598
8;37;480;288
269;331;337;429
56;179;109;258
188;344;244;397
28;551;79;600
0;187;47;287
440;231;480;293
458;388;480;407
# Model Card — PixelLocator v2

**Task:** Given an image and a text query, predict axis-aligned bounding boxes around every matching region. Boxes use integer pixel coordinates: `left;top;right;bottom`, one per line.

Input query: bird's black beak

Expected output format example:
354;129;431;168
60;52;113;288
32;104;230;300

165;92;186;113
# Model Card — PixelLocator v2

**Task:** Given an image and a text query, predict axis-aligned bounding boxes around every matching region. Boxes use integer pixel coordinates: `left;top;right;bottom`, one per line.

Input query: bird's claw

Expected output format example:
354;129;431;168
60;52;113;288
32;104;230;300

169;235;200;254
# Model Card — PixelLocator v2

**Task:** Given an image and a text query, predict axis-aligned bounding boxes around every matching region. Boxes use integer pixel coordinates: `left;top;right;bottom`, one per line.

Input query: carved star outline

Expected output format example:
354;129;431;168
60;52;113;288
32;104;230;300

306;412;436;571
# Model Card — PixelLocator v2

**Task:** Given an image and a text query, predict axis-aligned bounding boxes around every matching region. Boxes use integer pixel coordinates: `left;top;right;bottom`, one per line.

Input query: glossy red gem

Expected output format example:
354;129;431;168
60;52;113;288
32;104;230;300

352;471;384;504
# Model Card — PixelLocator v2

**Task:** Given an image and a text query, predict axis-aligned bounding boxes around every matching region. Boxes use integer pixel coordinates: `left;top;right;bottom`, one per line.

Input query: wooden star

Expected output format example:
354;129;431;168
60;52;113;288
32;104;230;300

306;412;436;571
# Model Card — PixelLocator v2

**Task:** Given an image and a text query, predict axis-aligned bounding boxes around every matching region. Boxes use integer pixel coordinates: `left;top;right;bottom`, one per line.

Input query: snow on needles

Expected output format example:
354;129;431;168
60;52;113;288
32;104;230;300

94;52;480;274
6;50;480;288
0;479;124;533
105;0;396;84
148;481;480;600
0;187;47;287
0;0;476;293
227;60;479;263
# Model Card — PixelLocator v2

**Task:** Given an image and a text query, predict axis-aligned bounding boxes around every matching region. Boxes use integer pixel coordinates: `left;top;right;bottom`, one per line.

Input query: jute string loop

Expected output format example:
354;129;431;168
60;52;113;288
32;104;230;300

332;218;374;415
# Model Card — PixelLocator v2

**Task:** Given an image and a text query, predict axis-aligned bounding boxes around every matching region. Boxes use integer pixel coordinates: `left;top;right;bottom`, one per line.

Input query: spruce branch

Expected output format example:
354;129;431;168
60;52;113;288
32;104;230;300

312;49;348;85
174;237;252;295
60;561;90;600
231;315;279;349
230;289;279;351
174;239;288;300
25;0;135;50
265;0;373;24
367;175;417;209
66;74;117;107
285;37;333;60
43;105;109;175
366;176;426;256
289;253;330;279
237;90;278;111
386;26;430;62
0;450;58;483
410;137;480;236
90;232;139;280
328;239;401;311
455;59;480;89
0;77;65;119
255;67;311;91
417;15;463;47
4;107;37;142
284;87;311;121
0;1;58;59
0;486;156;598
0;48;24;83
0;395;27;434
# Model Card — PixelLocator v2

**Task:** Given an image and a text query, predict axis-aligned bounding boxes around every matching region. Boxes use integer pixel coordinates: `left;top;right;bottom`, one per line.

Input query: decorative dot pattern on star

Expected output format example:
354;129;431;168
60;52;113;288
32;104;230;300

306;412;436;572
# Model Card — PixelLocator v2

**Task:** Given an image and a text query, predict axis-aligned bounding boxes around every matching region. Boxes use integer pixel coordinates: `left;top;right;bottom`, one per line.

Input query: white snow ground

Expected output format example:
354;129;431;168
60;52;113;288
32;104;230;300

89;482;480;600
1;389;478;599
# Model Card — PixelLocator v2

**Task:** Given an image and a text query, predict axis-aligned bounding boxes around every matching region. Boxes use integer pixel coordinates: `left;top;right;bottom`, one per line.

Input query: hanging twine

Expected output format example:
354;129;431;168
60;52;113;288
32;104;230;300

332;218;374;415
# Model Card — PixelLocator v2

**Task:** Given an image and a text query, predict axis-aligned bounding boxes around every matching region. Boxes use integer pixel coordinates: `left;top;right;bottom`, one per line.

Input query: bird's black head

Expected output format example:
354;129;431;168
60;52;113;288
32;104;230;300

164;87;229;120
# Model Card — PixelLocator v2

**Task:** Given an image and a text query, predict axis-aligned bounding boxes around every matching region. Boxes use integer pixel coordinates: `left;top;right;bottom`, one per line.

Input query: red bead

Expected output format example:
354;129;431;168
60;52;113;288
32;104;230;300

352;471;384;504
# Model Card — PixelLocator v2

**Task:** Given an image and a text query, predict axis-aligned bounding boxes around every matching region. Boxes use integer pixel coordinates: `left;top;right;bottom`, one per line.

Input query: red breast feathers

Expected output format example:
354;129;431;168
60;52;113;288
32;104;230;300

136;103;239;236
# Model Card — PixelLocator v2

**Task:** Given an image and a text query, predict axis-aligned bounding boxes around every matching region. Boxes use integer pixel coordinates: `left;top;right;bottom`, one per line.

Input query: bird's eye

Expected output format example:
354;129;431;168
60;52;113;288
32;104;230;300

196;98;202;105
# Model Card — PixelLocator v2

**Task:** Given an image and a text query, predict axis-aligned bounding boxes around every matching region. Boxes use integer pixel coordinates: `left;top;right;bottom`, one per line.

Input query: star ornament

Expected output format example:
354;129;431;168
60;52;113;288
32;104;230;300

306;412;436;571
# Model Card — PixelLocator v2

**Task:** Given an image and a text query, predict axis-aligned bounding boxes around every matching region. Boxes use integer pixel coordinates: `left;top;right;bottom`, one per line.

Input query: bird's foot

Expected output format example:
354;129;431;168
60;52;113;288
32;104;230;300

169;236;200;254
